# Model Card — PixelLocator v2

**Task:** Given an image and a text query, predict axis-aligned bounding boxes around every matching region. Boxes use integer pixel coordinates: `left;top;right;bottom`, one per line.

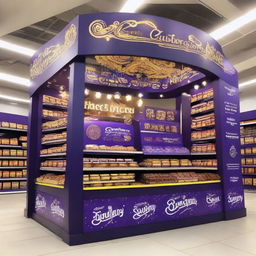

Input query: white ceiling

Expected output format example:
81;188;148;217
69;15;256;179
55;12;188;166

0;0;256;107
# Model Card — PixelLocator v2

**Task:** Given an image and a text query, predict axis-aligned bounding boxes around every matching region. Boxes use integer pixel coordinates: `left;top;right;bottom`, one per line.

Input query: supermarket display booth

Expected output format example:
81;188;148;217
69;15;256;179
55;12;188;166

240;110;256;189
26;13;246;245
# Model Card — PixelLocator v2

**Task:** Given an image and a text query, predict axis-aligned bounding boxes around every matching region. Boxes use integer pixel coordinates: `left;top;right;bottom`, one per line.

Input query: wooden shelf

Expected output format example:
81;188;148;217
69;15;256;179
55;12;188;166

0;145;22;148
0;156;26;159
0;178;27;181
41;139;66;145
0;190;26;194
42;127;67;133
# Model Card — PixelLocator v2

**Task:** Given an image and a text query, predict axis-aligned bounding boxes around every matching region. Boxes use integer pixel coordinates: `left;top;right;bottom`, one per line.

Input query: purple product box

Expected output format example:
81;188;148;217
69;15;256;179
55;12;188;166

84;120;134;146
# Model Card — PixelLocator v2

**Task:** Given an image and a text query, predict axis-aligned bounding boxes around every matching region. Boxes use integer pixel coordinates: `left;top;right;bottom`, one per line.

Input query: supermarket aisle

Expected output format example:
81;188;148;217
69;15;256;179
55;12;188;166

0;192;256;256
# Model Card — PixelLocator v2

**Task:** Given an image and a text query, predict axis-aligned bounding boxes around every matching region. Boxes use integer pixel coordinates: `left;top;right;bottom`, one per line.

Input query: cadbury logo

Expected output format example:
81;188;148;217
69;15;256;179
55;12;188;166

50;199;65;218
35;195;46;209
206;193;221;207
132;202;156;220
228;193;243;205
165;196;197;216
92;205;124;226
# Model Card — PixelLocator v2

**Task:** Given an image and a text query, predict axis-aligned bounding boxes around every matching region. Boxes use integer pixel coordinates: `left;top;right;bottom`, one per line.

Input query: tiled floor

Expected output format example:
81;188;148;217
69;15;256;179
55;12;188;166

1;192;256;256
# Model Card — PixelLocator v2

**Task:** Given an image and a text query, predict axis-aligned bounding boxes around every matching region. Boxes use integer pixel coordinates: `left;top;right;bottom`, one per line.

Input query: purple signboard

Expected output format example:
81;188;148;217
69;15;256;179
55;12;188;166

141;132;182;146
84;120;134;146
143;107;179;122
35;191;65;227
214;80;245;211
140;120;180;134
83;189;222;232
85;63;202;93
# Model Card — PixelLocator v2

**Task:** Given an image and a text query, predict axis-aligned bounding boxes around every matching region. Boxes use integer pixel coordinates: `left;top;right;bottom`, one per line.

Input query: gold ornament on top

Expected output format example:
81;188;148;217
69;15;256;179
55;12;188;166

30;24;77;79
89;19;225;69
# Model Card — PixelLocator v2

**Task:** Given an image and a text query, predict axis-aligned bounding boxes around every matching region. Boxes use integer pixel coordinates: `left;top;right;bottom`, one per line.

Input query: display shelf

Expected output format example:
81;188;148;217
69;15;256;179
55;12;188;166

42;103;67;111
40;153;66;158
84;179;135;185
190;97;213;106
241;143;256;148
0;145;22;148
35;182;64;188
191;137;216;142
0;178;27;181
41;139;66;145
242;173;256;176
191;125;215;131
0;127;27;133
40;166;218;172
242;165;256;168
0;190;26;195
84;150;144;155
241;154;256;157
143;152;191;156
0;156;27;159
191;109;214;117
84;180;221;190
241;121;256;127
191;152;216;156
0;167;26;169
42;127;67;133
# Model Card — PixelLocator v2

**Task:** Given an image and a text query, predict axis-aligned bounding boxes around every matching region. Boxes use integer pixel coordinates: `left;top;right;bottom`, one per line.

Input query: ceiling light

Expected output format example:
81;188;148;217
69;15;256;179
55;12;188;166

114;92;121;99
210;8;256;40
126;95;132;101
138;93;143;98
95;92;102;99
137;99;143;107
84;89;89;95
0;72;30;87
119;0;146;13
0;39;36;56
107;94;112;100
239;78;256;88
188;80;191;83
194;84;200;90
202;81;207;86
0;95;29;104
160;94;164;98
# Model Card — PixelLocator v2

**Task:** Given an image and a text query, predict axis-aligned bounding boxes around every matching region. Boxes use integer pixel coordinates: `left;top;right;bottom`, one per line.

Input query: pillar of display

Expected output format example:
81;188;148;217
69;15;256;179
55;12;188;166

26;13;246;245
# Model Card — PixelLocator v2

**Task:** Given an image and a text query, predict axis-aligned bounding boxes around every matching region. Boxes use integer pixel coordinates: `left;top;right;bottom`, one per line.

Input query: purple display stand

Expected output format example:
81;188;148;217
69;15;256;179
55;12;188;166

26;13;246;245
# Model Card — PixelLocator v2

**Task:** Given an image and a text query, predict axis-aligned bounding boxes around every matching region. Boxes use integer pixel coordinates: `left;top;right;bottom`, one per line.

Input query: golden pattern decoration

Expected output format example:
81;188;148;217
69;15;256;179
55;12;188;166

30;24;77;79
95;55;199;86
89;19;224;69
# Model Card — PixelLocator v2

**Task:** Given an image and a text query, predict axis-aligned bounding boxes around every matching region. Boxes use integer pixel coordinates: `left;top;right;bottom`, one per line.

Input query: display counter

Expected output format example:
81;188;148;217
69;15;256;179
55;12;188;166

26;13;246;245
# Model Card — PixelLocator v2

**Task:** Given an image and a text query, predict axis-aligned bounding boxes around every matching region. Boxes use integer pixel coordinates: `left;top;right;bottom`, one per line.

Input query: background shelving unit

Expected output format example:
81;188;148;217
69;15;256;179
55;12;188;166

0;112;27;194
240;110;256;190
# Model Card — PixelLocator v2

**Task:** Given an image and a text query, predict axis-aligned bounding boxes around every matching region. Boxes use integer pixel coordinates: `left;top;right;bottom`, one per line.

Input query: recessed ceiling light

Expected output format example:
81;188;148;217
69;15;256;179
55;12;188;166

202;81;207;86
0;40;35;56
210;8;256;40
0;72;30;87
0;95;29;104
138;93;143;98
114;92;121;99
95;92;102;99
107;94;112;100
119;0;146;12
137;99;143;107
84;89;89;95
126;95;132;101
194;84;200;90
160;94;164;98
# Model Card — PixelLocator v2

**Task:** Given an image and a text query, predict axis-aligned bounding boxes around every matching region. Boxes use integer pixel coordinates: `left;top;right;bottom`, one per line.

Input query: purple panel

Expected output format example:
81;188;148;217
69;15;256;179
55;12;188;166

85;63;203;93
0;112;28;125
83;189;222;232
84;120;134;146
35;191;65;227
240;110;256;122
213;80;245;212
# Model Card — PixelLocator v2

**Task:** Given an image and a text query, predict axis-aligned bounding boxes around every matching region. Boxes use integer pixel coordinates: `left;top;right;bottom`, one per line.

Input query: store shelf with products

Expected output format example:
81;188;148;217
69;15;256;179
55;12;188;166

26;13;245;246
0;113;28;194
240;110;256;190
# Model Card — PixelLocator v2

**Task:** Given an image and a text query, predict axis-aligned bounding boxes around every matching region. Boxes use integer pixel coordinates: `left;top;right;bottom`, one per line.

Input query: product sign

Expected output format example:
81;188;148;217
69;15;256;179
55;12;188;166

85;63;202;93
83;189;222;232
35;191;65;227
141;132;182;146
214;81;245;212
84;120;134;146
140;120;180;134
144;107;179;122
